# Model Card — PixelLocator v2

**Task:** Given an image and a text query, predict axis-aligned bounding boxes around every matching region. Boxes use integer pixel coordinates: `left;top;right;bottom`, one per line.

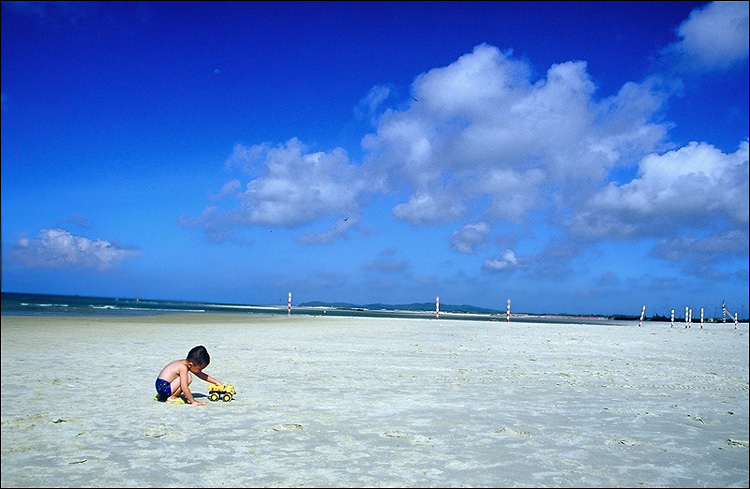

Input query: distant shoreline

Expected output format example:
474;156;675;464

6;291;740;323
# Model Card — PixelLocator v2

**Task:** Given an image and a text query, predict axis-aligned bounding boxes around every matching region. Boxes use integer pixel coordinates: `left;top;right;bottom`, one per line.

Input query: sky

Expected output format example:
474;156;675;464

1;1;748;317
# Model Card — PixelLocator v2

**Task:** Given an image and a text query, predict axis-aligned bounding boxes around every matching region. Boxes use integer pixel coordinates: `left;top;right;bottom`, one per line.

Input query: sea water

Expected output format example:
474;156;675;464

0;292;276;317
0;292;440;320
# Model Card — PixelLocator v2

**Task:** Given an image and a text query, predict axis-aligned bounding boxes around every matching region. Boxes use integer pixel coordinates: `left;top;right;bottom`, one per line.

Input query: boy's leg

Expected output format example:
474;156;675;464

167;372;192;401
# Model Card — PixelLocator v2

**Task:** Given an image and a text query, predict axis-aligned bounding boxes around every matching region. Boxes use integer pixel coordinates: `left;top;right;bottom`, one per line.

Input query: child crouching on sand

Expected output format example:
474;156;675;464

155;345;223;406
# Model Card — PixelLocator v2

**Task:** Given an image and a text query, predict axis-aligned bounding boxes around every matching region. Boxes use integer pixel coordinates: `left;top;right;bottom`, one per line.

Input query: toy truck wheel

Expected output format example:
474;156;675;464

222;394;232;402
209;393;219;402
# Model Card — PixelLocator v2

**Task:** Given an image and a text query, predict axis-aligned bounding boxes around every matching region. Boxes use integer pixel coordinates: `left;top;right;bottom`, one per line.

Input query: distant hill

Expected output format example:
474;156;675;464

298;301;502;315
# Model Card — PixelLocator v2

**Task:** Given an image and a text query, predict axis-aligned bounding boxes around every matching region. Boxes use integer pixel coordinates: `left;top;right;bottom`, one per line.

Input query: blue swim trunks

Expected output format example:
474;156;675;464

155;378;172;401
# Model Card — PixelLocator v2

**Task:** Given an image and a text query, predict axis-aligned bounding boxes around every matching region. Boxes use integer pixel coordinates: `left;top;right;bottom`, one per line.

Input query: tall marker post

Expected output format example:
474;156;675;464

721;301;738;328
435;296;439;320
287;292;292;317
638;305;646;327
506;298;511;323
700;307;704;328
670;309;675;328
685;306;689;328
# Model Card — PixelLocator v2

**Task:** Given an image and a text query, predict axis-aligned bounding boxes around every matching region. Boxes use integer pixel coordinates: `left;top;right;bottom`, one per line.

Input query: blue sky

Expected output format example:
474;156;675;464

2;1;748;316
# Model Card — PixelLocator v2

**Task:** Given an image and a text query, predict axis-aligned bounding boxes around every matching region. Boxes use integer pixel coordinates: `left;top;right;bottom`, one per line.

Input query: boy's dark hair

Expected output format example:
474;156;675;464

186;345;210;366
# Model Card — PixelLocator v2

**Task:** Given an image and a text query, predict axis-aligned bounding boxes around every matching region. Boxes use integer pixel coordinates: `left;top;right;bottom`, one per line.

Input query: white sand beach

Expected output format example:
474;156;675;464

1;314;748;488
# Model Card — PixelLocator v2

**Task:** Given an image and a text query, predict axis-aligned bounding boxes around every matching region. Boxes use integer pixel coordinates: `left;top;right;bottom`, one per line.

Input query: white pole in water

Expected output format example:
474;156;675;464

688;308;693;328
436;296;440;319
700;307;704;328
287;292;292;316
685;306;689;328
507;298;511;323
670;309;675;328
638;305;646;327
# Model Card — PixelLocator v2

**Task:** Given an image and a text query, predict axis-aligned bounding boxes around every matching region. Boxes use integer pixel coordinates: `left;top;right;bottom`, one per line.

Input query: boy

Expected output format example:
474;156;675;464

155;345;223;405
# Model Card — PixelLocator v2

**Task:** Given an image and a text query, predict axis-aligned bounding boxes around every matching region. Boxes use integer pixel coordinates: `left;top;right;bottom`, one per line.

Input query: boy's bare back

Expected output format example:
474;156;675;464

157;359;188;383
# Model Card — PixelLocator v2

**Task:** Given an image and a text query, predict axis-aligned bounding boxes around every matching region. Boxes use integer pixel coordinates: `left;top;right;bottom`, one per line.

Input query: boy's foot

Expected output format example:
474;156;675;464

166;397;186;404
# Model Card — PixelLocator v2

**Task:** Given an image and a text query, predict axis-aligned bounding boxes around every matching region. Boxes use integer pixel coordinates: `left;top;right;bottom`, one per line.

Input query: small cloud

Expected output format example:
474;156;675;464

483;249;520;272
211;179;241;200
362;256;409;273
392;191;465;225
178;206;252;245
661;1;749;72
225;142;271;174
355;84;396;123
361;248;409;273
295;217;359;245
214;69;221;74
8;228;142;271
450;222;489;254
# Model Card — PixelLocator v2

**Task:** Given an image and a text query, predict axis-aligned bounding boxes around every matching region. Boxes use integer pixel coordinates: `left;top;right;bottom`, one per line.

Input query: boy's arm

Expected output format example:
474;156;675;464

196;371;221;385
178;365;203;405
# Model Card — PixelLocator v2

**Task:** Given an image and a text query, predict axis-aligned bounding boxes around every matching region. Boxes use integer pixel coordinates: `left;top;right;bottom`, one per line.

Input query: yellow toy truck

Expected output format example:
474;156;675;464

207;383;236;402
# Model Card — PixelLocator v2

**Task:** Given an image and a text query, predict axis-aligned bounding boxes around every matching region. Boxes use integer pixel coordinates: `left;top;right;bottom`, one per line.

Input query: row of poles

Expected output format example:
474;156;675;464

287;291;738;329
289;293;515;322
638;303;739;329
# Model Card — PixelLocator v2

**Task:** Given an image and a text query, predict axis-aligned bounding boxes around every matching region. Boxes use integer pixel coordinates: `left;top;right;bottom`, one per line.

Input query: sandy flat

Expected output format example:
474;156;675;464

1;314;748;488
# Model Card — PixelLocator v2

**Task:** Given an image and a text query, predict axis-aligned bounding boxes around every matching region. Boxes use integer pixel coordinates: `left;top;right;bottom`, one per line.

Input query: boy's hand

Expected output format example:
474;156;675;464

190;400;206;406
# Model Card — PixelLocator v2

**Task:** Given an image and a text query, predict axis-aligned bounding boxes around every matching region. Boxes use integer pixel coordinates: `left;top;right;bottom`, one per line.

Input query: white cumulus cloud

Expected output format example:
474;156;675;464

355;84;396;123
185;43;681;245
483;249;520;272
450;222;490;254
362;43;673;228
9;228;142;271
662;1;749;72
184;138;382;243
183;18;746;288
568;140;749;239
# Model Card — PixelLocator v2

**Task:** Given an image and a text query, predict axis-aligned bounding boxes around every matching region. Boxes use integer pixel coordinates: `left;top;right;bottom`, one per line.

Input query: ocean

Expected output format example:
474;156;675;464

1;292;253;317
0;292;444;320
